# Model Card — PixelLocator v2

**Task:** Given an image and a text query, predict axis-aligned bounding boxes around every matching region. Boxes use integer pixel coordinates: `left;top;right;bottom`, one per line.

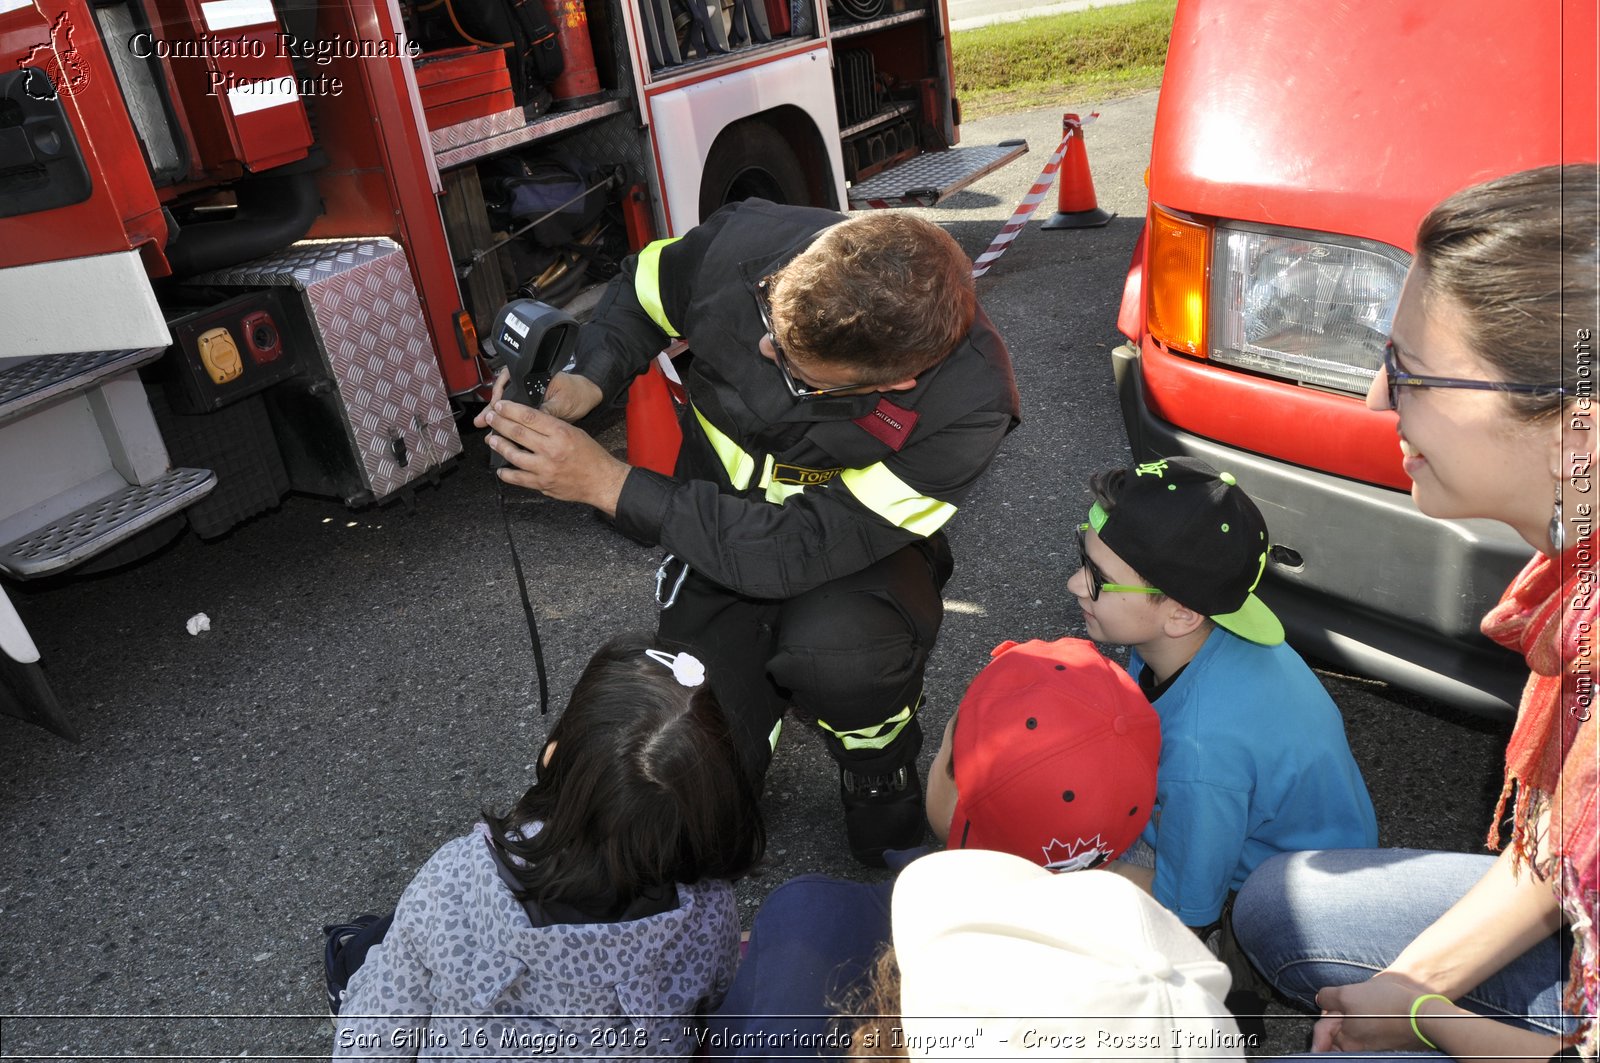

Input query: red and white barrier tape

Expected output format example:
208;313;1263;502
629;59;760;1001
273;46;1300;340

970;112;1098;280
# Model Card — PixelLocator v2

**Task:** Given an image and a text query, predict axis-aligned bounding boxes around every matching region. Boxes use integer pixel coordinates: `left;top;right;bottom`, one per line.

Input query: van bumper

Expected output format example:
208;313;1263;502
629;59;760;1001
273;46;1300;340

1112;342;1529;717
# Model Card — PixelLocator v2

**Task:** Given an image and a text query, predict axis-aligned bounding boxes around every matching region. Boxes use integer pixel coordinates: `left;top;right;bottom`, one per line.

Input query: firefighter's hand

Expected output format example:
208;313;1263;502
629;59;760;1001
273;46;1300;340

540;372;604;423
483;401;630;517
471;369;512;429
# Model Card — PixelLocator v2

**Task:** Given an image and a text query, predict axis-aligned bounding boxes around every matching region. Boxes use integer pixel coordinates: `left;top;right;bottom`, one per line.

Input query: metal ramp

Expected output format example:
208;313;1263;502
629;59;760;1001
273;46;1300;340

847;140;1029;209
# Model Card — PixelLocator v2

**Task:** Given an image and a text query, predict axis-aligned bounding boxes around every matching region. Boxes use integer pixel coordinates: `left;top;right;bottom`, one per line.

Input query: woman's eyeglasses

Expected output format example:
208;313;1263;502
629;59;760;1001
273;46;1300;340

756;278;864;399
1076;524;1162;601
1381;341;1567;410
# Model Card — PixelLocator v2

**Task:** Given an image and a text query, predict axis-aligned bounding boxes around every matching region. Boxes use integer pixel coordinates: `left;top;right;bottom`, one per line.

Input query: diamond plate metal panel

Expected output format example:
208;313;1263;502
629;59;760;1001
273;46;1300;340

93;5;183;181
557;108;650;183
193;239;461;501
0;348;165;427
847;142;1029;208
0;467;215;578
432;99;632;170
429;108;530;157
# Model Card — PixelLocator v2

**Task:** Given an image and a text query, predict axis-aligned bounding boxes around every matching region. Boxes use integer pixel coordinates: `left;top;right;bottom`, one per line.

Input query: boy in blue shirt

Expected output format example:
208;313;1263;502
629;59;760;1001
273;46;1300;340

1069;456;1377;937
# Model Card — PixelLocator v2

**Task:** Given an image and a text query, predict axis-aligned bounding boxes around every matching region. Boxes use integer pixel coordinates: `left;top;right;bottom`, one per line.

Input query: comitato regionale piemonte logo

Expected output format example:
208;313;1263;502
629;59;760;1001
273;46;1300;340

20;12;90;100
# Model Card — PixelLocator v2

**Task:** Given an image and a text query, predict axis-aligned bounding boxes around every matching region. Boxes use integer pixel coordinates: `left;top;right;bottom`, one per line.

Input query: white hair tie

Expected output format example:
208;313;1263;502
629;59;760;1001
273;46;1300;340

644;649;706;687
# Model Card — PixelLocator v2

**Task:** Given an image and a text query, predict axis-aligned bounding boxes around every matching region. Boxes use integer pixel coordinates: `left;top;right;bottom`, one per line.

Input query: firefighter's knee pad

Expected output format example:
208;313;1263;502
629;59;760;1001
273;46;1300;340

768;542;944;759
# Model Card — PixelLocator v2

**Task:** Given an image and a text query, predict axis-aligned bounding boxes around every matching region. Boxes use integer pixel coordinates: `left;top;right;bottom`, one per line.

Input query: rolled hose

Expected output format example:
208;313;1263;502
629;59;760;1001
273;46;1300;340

831;0;887;22
164;155;326;277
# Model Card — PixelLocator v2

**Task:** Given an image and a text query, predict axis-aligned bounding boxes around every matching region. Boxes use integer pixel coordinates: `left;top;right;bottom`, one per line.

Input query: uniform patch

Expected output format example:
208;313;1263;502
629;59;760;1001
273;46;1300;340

772;463;842;486
853;398;920;451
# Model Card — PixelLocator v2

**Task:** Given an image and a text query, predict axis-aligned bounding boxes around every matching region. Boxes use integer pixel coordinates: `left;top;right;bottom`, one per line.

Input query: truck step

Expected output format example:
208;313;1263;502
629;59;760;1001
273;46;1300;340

847;141;1030;209
0;348;167;428
0;468;216;579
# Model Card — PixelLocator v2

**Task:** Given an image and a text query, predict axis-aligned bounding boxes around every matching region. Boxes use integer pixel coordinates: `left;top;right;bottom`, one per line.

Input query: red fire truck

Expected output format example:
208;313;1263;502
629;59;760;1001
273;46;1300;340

1114;0;1597;715
0;0;1025;736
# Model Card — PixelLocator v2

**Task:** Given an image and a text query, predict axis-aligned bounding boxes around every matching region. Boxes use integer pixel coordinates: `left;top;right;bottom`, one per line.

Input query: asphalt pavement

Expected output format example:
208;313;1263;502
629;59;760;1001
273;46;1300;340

0;92;1515;1059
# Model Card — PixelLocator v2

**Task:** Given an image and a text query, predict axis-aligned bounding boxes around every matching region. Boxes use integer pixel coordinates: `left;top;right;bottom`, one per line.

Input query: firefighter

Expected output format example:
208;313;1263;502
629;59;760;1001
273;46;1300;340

476;199;1020;865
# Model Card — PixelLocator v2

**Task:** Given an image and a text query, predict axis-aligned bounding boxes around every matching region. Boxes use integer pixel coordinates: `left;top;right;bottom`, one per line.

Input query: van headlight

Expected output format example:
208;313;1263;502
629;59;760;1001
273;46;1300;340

1209;223;1410;395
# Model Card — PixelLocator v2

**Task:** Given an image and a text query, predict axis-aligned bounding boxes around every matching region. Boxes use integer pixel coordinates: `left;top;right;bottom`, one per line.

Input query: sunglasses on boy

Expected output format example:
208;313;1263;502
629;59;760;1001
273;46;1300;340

1381;340;1567;410
1076;524;1163;602
756;277;865;399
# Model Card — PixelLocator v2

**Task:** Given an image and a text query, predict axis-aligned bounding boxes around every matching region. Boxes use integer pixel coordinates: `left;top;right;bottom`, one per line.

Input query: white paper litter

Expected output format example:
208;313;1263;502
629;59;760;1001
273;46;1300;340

186;613;211;635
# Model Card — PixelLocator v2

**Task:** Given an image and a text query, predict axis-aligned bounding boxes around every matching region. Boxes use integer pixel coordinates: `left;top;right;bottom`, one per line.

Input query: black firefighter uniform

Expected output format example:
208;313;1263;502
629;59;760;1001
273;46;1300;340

571;199;1021;779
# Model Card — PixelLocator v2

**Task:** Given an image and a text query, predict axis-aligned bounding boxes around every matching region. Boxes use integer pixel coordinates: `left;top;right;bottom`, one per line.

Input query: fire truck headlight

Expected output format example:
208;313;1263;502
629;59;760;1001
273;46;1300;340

1208;223;1410;396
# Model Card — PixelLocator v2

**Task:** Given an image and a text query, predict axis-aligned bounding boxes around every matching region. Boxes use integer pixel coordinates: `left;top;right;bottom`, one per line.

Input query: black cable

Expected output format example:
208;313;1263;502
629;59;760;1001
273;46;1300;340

497;479;551;714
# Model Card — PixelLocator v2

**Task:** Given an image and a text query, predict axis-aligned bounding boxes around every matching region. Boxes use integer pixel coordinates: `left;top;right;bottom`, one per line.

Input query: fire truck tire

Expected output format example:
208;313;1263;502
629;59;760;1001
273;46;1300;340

698;120;809;220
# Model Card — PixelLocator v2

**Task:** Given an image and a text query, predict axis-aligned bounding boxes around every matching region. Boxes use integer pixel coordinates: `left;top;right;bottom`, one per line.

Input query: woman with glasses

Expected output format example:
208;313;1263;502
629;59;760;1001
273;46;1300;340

1233;164;1598;1060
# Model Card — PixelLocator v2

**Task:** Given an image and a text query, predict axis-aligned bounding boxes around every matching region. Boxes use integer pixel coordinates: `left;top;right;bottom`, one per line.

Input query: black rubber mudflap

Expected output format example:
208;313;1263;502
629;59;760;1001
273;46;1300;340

0;652;79;742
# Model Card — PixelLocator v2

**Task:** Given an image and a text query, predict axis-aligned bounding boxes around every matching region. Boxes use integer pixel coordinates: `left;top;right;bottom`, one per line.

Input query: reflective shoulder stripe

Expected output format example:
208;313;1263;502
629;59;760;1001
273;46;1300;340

634;238;683;338
839;463;957;537
692;405;758;490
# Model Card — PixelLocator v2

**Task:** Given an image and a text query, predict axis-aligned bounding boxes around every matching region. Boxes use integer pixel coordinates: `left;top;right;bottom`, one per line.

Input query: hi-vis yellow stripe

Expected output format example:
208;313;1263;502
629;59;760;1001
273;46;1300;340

634;239;682;338
817;704;914;751
691;405;955;534
840;463;956;536
693;407;757;489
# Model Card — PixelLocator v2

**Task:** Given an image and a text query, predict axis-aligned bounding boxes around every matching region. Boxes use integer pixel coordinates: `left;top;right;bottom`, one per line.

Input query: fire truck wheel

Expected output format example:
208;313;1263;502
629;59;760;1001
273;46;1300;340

698;120;809;221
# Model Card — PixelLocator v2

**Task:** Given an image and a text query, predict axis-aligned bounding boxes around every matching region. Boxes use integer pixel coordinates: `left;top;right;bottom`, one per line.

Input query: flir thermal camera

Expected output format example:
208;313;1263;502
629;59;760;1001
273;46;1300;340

487;299;580;468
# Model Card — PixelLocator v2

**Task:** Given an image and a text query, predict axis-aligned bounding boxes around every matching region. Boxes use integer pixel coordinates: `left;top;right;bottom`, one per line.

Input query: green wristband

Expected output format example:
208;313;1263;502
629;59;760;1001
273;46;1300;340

1409;993;1452;1050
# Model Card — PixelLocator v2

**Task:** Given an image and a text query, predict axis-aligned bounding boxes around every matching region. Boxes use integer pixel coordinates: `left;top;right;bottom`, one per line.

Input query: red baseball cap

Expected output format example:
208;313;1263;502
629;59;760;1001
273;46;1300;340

948;638;1160;871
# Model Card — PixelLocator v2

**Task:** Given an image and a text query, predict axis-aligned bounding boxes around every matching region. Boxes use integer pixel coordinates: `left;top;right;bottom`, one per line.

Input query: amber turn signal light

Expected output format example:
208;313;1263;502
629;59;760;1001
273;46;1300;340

1145;205;1210;357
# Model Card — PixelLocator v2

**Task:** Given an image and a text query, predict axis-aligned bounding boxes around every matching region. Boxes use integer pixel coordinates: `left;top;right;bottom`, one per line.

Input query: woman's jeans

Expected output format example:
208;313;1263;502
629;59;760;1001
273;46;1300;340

1233;848;1574;1041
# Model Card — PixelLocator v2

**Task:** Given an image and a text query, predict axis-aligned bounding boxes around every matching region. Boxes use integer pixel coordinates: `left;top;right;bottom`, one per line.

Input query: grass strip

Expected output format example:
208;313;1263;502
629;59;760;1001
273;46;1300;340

952;0;1176;120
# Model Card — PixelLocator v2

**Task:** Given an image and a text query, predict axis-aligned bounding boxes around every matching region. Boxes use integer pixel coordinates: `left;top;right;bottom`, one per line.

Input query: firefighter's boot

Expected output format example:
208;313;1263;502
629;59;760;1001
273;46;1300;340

840;762;927;867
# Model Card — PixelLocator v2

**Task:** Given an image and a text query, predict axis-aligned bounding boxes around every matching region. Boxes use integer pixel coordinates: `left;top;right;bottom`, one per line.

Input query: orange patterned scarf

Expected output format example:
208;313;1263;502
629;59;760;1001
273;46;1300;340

1482;538;1598;1051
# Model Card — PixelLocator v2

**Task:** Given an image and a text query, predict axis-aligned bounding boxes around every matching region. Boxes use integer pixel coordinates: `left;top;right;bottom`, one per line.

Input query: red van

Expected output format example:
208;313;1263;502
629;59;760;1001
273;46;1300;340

1114;0;1599;714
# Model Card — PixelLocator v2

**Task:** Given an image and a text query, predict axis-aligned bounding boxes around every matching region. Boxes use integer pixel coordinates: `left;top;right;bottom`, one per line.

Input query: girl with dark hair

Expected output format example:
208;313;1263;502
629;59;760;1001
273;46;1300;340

330;633;765;1059
1233;163;1599;1060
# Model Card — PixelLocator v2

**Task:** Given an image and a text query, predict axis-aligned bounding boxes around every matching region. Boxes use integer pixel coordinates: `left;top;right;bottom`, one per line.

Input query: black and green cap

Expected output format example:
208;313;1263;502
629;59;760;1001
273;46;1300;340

1088;457;1284;646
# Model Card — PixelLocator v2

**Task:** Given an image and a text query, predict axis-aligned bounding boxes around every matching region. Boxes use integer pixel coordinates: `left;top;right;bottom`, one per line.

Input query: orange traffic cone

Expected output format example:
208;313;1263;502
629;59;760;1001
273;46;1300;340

1042;113;1114;230
626;357;683;476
